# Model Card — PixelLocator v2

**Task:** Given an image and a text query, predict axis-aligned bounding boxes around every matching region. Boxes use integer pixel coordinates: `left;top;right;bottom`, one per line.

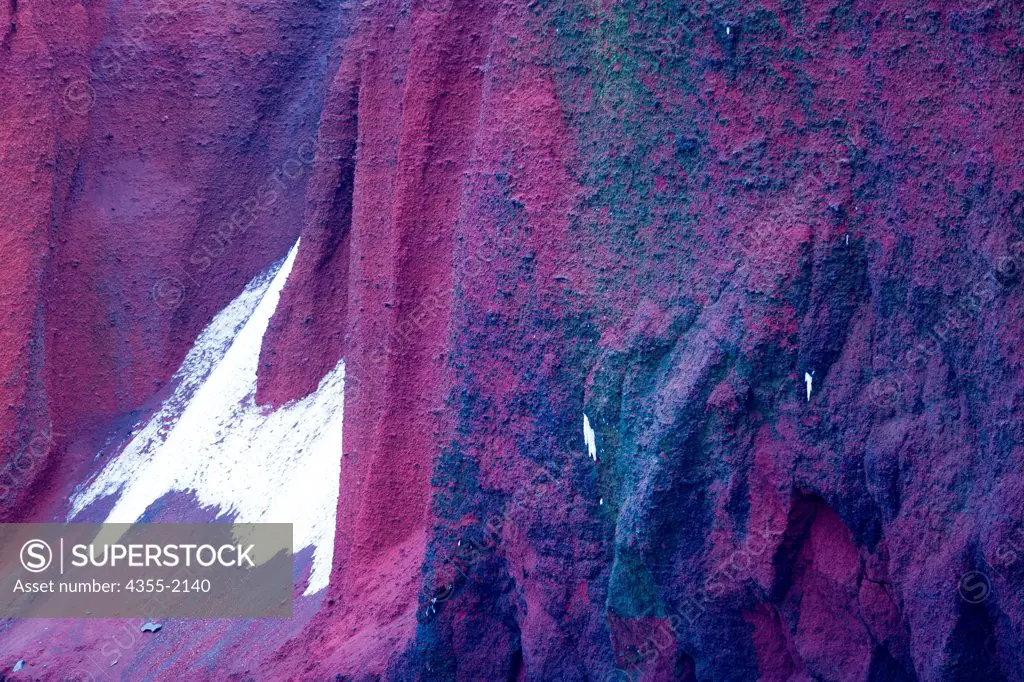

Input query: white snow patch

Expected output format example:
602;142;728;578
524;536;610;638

69;240;344;595
805;371;814;401
583;413;597;461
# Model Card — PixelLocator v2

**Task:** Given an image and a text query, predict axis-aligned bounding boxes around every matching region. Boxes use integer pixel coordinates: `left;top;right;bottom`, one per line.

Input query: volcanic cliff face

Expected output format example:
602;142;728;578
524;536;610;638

2;0;1024;679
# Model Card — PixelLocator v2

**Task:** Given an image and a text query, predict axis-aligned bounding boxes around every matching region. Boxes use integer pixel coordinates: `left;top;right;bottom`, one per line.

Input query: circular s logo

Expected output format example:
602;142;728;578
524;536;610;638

152;277;186;310
61;79;96;115
20;539;52;573
958;570;992;604
868;373;903;408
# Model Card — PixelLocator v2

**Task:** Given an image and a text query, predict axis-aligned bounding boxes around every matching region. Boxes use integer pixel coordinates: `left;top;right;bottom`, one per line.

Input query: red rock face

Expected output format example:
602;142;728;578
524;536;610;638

2;0;1024;679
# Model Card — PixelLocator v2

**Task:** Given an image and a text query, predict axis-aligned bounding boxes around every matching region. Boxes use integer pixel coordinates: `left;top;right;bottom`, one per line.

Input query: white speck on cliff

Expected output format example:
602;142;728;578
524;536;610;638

805;371;814;401
583;413;597;461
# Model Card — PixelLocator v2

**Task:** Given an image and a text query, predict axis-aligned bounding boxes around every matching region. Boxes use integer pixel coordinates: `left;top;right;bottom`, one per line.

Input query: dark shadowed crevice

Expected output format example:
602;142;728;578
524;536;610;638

944;597;1005;682
868;644;917;682
764;490;881;680
769;491;823;602
1;0;15;51
676;650;698;681
255;58;361;407
506;647;523;681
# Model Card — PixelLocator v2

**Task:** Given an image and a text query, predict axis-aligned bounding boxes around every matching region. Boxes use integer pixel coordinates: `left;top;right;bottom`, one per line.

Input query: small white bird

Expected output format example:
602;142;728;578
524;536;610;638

805;371;814;401
583;413;598;461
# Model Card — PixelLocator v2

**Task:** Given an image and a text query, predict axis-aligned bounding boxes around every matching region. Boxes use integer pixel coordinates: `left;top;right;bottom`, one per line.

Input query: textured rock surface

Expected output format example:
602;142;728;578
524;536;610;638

2;0;1024;679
